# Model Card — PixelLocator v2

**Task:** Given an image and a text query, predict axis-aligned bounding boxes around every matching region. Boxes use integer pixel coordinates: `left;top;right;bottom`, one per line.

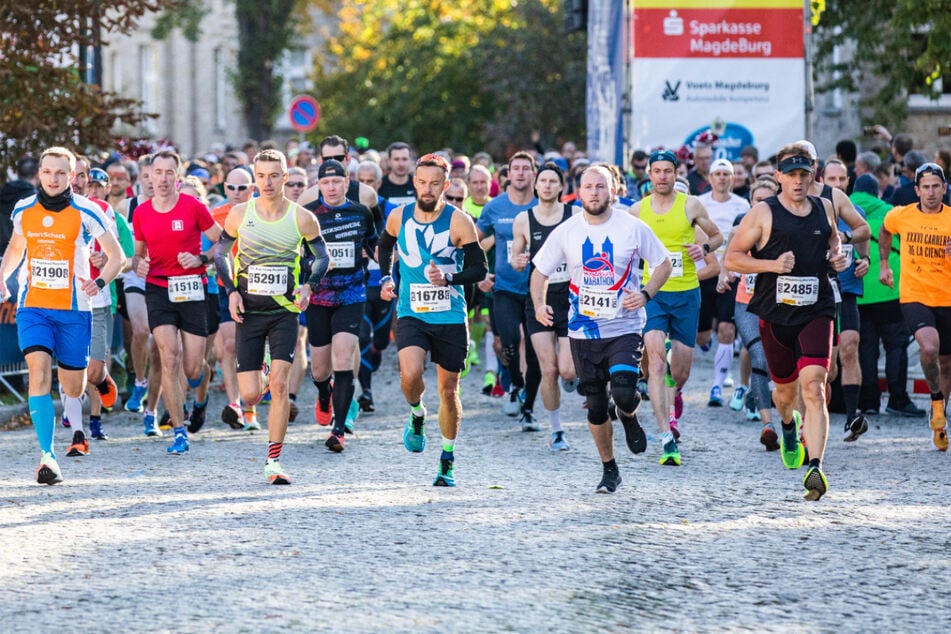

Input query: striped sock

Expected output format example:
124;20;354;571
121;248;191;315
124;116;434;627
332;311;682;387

267;442;283;461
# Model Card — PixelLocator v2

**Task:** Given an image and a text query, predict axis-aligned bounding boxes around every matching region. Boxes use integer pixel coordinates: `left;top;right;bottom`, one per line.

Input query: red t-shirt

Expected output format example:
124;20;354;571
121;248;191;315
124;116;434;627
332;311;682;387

133;193;215;287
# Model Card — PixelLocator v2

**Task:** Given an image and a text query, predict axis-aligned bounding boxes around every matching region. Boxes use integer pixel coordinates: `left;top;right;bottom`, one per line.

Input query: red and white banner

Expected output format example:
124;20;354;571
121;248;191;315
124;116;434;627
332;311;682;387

630;0;806;160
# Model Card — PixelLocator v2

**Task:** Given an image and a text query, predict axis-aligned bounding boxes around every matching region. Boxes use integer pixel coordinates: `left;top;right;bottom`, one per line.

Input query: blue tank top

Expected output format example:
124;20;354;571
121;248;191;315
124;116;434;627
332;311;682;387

396;204;467;324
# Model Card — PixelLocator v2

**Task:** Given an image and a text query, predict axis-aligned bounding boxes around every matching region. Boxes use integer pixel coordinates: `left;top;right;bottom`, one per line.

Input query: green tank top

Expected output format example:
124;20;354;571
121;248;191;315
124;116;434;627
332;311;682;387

640;192;699;292
234;199;303;314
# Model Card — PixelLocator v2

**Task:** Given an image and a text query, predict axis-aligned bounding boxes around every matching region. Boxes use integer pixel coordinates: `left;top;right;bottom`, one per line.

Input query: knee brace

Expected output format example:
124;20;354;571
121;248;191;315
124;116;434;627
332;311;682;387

580;380;609;424
609;370;641;417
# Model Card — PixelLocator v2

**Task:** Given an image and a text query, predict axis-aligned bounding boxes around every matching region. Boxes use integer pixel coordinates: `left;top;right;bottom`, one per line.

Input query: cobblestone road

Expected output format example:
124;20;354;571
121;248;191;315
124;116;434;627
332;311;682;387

2;350;950;632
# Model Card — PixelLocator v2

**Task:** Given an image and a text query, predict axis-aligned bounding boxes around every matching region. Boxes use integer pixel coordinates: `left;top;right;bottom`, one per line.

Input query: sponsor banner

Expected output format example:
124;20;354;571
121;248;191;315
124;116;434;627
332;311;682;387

586;0;625;165
630;58;805;160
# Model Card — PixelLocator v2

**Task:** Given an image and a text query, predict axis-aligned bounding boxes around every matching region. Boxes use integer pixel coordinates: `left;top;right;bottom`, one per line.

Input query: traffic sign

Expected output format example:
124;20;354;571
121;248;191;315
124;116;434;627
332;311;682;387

288;95;320;133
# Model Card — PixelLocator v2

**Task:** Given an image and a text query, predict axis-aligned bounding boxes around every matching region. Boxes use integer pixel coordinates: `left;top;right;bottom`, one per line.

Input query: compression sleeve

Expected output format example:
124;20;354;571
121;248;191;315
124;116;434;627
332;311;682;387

449;241;488;285
377;230;398;277
214;231;237;295
306;234;330;289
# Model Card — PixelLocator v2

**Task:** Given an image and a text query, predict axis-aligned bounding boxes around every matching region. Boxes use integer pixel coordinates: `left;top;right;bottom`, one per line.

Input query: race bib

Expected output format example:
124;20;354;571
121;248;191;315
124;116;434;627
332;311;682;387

367;258;380;271
549;262;570;284
744;273;756;295
30;258;70;290
578;286;618;320
327;242;355;269
409;283;451;313
669;251;684;278
167;275;204;303
775;275;818;306
840;244;854;262
246;265;287;296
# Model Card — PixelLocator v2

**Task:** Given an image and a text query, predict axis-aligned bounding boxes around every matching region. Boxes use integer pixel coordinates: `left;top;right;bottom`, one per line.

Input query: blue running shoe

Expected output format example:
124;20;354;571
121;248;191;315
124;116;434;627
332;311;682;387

344;399;359;434
403;408;426;453
166;430;189;455
433;458;455;486
89;418;109;440
260;389;272;405
708;385;724;407
729;385;748;411
125;384;147;413
659;431;681;466
549;431;570;451
143;412;161;437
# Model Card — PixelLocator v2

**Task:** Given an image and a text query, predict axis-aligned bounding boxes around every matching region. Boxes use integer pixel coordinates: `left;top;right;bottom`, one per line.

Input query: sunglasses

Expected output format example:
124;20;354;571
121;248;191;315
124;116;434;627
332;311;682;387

445;195;465;203
226;184;251;192
916;162;946;183
322;154;348;163
286;181;306;188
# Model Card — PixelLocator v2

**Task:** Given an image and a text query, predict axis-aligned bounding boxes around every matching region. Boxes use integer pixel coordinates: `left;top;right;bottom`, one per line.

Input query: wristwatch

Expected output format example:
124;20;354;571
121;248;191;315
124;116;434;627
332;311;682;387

94;278;106;290
702;243;711;254
843;231;852;244
445;272;454;285
199;254;210;265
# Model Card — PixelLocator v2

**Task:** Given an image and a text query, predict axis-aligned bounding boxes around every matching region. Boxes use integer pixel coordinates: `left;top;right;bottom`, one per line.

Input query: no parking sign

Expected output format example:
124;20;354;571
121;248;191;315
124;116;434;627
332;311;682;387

288;95;321;134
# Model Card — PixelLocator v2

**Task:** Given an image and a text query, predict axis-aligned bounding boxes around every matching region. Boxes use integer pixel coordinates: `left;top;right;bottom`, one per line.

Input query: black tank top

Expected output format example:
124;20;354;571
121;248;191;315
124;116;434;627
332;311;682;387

529;204;572;282
747;195;837;326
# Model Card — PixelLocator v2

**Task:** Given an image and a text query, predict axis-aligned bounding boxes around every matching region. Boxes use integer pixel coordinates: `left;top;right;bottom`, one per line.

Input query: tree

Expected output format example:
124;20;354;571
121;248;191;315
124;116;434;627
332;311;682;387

0;1;175;174
312;0;585;157
813;1;951;130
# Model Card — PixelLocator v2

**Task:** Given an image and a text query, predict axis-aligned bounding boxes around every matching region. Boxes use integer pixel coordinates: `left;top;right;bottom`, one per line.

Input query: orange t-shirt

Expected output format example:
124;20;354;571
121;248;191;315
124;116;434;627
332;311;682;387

882;203;951;306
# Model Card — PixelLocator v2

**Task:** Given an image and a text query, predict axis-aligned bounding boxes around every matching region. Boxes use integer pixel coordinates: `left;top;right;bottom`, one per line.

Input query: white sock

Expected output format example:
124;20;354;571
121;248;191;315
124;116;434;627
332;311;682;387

714;343;733;388
135;378;148;388
484;331;498;371
546;408;563;433
64;395;84;434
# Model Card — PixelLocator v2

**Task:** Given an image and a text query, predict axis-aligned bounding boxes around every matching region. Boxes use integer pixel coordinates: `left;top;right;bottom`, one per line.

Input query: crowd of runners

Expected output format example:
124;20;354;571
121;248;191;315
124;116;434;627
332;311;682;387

1;127;949;501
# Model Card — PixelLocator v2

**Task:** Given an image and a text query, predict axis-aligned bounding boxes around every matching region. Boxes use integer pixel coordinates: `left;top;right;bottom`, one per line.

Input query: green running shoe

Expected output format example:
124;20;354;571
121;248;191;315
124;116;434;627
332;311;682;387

779;410;806;470
344;399;359;434
802;465;828;501
658;431;681;466
403;408;426;453
433;458;455;487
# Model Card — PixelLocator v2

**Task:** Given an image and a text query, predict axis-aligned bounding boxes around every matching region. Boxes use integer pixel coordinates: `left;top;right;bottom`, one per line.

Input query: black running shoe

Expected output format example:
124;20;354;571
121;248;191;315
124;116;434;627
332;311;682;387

620;413;647;454
288;400;299;423
842;415;868;442
596;468;622;494
221;404;243;430
357;391;375;413
803;465;829;501
188;403;207;434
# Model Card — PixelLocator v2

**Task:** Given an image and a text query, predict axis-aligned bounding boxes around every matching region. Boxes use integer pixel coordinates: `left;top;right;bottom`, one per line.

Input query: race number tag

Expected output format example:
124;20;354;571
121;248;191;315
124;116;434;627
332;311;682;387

327;242;355;269
840;244;854;262
506;240;513;263
744;273;756;295
410;284;451;313
669;251;684;278
548;262;570;284
775;275;818;306
30;259;70;290
167;275;204;303
578;286;618;319
247;265;287;296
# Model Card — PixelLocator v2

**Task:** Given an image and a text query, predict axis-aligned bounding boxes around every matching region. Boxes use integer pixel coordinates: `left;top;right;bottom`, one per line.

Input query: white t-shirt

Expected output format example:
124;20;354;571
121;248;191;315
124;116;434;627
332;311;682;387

533;208;668;340
697;192;750;258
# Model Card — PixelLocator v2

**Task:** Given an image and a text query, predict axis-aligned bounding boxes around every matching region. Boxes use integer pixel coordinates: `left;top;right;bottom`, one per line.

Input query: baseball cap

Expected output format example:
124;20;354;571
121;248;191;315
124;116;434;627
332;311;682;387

793;140;818;161
89;168;108;184
915;162;946;184
648;149;679;168
710;158;734;174
317;159;347;179
298;141;315;153
778;155;815;174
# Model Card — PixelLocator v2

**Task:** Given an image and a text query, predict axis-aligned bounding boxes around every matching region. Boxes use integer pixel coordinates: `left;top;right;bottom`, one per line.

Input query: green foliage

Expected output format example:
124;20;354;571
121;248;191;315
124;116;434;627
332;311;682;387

813;1;951;130
152;0;209;41
312;0;586;157
0;1;173;173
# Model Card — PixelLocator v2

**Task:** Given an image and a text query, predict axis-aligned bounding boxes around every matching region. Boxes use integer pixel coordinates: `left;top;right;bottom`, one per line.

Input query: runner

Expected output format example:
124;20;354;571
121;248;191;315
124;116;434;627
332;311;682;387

532;164;671;492
879;162;951;451
215;149;327;483
132;150;222;454
377;153;488;486
0;147;124;484
724;145;851;500
510;163;578;447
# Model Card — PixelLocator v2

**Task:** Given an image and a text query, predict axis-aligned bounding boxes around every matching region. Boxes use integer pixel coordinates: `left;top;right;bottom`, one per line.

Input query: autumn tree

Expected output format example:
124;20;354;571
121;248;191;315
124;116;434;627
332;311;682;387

0;1;176;174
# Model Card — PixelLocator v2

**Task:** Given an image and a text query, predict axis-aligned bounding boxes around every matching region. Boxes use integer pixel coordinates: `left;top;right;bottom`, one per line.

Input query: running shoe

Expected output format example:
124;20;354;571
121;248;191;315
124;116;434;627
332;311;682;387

344;399;359;434
802;465;829;501
89;418;108;440
621;413;647;454
843;415;868;442
760;423;780;452
97;374;119;410
724;375;734;388
36;451;63;485
885;401;926;418
166;433;189;455
490;383;505;398
636;379;650;402
707;385;724;407
519;409;540;432
433;458;455;487
188;403;207;434
243;410;261;431
549;431;570;451
222;403;243;430
729;385;748;412
403;408;427;453
315;398;333;426
125;384;147;413
481;372;496;396
265;458;291;485
288;400;299;422
673;388;683;419
467;341;481;368
930;402;948;452
503;388;522;417
143;412;162;437
357;391;375;413
668;415;680;442
659;431;681;466
260;389;272;405
779;411;806;469
596;467;621;494
325;432;345;453
745;391;761;421
66;430;89;457
560;377;579;393
158;409;172;431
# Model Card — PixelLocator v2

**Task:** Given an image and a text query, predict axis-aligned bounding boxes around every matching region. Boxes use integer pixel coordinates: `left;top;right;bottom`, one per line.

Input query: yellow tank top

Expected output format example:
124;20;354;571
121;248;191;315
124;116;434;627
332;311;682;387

640;192;699;292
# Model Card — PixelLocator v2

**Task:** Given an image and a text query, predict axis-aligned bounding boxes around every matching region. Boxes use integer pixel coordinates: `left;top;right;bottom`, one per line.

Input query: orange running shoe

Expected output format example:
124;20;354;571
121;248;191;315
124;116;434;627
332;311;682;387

97;374;118;410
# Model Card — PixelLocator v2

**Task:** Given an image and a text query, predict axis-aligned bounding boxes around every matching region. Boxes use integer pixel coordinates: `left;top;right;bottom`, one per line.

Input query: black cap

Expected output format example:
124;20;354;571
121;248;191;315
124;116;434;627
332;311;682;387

915;162;946;185
778;155;814;174
318;159;347;179
648;149;678;168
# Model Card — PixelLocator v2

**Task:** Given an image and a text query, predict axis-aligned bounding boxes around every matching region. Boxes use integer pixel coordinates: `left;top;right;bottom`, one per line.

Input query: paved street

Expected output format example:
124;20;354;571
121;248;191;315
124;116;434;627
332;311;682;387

2;350;950;632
